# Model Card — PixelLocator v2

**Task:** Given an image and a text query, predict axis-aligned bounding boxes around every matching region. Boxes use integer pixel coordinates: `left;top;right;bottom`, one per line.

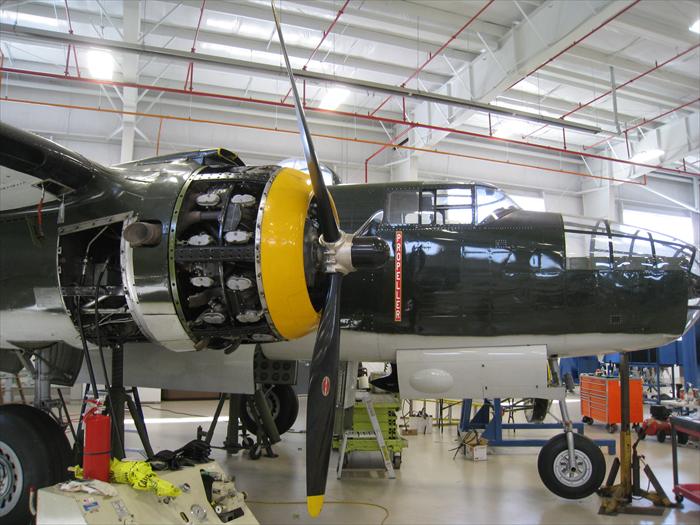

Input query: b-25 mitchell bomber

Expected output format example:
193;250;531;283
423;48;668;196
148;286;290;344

0;5;698;523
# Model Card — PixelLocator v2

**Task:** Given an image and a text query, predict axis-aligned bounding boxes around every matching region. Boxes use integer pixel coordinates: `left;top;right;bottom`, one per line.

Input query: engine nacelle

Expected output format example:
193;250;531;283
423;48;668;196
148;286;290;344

168;166;322;352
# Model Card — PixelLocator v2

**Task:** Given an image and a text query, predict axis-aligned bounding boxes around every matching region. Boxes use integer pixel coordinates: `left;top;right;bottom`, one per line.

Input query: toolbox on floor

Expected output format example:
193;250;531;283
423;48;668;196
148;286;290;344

580;374;643;432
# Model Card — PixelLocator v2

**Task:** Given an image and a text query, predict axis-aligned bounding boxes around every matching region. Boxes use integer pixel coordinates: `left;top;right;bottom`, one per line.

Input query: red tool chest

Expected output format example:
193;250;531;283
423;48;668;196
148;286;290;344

580;374;643;431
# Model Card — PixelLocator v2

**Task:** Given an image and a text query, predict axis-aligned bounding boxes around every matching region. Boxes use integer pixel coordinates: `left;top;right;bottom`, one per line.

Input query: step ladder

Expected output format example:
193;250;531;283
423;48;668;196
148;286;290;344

336;397;396;479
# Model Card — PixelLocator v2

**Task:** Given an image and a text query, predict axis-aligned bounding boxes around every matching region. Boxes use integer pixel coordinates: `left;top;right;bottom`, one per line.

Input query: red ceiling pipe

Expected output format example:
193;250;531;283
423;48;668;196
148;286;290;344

280;0;350;104
1;66;695;177
584;97;700;150
364;124;415;182
1;95;652;186
507;0;641;90
369;0;495;116
184;0;207;90
523;42;700;139
63;0;80;77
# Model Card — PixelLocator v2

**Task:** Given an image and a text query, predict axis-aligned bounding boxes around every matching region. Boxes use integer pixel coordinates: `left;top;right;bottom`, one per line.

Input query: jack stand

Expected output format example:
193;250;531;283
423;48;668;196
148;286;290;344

598;352;674;515
105;343;155;460
198;388;280;460
198;393;250;454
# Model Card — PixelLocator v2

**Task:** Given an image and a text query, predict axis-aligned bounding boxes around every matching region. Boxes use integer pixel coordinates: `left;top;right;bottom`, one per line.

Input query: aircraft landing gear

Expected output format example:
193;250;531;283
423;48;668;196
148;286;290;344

537;357;606;499
538;433;606;499
0;404;72;523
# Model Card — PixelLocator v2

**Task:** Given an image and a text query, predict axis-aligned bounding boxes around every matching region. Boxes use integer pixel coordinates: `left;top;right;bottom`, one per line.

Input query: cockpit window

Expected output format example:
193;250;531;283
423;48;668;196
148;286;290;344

387;190;420;224
436;188;473;224
563;215;697;274
386;190;435;225
386;187;474;225
475;186;518;224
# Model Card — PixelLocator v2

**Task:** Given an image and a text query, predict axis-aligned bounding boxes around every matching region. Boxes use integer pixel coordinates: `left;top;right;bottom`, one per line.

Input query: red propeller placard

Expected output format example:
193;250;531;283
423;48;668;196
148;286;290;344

394;230;403;322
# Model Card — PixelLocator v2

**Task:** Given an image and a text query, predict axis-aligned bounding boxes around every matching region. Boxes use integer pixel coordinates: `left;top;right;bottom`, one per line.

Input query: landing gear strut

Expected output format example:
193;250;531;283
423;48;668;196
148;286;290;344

537;357;606;499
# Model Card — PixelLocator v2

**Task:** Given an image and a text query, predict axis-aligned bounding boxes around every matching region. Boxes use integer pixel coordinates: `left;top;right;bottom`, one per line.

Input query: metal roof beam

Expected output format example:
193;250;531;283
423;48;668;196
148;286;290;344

14;1;452;85
611;12;700;48
565;47;699;92
408;1;633;153
174;0;479;62
588;111;700;181
0;23;601;134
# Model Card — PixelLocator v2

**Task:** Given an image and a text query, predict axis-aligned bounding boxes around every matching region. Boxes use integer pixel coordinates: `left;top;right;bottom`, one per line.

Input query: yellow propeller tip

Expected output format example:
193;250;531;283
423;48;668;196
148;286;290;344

307;495;324;517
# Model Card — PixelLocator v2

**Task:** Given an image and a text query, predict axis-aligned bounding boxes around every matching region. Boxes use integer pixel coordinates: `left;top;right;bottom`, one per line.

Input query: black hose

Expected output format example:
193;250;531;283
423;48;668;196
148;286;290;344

93;258;125;458
74;298;99;399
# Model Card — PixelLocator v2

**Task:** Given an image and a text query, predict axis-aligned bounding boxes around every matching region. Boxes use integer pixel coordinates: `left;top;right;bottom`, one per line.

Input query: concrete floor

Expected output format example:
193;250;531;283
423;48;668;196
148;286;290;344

111;396;700;525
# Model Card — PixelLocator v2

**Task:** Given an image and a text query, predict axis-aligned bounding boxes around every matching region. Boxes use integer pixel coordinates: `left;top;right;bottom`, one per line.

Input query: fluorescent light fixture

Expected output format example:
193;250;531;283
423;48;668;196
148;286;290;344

87;50;114;80
630;148;664;163
513;79;540;94
0;10;60;27
318;87;350;110
206;17;237;31
494;118;533;138
237;21;274;40
690;19;700;34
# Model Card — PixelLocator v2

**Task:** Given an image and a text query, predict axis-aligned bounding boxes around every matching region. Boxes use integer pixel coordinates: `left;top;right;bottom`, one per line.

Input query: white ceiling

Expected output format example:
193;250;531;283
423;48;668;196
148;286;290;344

0;0;698;203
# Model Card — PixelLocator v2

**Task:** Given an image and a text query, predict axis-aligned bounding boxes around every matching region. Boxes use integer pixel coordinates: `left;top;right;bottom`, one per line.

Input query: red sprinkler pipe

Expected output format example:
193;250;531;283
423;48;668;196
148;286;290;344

1;66;695;177
63;0;80;77
280;0;350;104
507;0;641;90
584;97;700;150
370;0;495;116
1;95;652;186
184;0;207;91
364;125;415;182
523;43;700;139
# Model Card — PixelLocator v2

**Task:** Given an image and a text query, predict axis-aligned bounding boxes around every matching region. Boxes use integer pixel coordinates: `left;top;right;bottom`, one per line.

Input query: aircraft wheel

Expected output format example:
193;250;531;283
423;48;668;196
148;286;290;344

240;385;299;436
4;404;73;482
248;444;262;460
392;453;402;470
524;399;550;423
0;404;69;523
537;433;605;500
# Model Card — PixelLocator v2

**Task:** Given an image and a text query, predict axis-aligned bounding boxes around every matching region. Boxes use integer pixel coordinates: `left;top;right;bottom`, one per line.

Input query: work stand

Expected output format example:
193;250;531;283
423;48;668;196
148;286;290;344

459;398;616;454
197;390;280;460
336;396;396;480
598;352;675;516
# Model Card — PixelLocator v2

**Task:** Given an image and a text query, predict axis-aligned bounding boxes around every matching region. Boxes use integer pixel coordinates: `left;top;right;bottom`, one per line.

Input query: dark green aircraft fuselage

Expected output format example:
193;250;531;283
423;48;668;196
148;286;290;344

0;123;698;357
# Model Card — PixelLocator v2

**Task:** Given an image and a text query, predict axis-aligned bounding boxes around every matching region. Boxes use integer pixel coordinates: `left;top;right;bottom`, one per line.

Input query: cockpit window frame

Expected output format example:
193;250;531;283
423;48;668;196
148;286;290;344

383;185;476;227
563;216;697;274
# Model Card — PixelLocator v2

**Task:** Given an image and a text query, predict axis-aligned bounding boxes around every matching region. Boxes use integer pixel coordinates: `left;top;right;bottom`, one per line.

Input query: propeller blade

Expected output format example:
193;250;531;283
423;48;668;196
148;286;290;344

271;1;340;243
305;272;343;517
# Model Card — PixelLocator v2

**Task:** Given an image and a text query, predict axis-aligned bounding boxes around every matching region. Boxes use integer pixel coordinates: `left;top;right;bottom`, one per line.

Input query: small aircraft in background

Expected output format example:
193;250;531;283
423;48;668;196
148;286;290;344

0;3;698;522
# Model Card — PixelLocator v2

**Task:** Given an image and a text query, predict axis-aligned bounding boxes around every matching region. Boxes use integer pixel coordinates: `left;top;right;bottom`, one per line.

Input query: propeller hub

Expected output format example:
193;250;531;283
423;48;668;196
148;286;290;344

320;233;389;274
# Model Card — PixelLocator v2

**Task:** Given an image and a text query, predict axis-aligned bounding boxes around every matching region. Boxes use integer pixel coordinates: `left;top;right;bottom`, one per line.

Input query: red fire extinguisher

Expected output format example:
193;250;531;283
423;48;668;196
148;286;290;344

83;403;111;482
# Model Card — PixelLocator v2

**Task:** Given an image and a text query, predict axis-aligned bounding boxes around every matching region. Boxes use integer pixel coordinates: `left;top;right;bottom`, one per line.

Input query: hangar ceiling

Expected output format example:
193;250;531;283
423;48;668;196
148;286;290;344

0;0;699;217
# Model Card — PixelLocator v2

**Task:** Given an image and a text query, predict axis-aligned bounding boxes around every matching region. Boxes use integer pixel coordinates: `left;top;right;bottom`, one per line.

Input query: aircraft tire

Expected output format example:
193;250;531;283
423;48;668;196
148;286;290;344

0;404;68;524
537;433;605;499
2;404;73;483
524;398;550;423
240;385;299;436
